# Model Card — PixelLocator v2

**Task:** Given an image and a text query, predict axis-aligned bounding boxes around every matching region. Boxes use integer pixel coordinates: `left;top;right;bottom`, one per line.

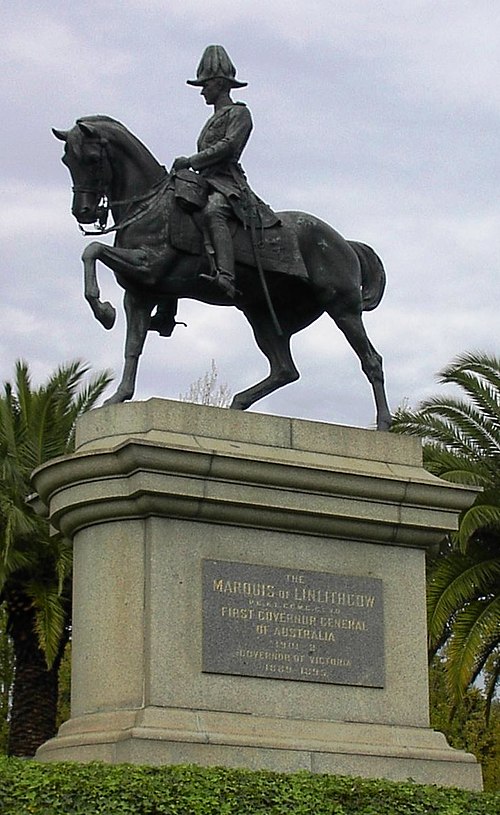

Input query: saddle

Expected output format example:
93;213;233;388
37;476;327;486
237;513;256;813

171;170;308;281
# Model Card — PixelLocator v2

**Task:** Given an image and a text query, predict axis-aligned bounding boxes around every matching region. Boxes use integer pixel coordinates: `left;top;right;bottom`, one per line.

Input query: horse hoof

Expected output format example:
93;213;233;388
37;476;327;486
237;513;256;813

101;388;134;407
102;395;120;407
100;302;116;330
230;396;247;411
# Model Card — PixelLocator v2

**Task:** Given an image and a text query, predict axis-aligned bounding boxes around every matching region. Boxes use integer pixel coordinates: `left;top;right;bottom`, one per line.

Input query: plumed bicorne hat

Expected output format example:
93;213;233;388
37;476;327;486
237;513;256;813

187;45;247;88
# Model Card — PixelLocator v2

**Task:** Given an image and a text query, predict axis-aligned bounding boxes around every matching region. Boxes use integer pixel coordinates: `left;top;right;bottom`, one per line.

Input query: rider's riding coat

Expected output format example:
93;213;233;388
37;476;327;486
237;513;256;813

190;101;252;202
189;102;277;228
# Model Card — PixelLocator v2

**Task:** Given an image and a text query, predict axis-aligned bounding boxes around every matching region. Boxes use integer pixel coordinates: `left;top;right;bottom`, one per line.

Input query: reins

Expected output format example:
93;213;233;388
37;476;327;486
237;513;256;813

74;134;169;235
77;173;170;236
72;128;283;337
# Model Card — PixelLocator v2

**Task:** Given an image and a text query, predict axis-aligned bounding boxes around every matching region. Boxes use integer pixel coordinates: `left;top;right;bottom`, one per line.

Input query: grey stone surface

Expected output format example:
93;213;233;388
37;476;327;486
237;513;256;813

75;399;417;464
144;520;426;727
71;520;146;716
34;400;483;789
37;706;482;789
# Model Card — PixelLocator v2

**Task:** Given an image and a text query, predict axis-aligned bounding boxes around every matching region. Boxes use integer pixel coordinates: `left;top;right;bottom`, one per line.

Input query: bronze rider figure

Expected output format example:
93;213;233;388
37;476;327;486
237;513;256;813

172;45;255;301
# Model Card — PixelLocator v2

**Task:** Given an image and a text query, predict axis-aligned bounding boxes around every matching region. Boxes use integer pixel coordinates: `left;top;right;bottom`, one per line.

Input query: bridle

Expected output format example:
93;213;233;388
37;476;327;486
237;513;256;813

71;137;112;232
72;137;169;236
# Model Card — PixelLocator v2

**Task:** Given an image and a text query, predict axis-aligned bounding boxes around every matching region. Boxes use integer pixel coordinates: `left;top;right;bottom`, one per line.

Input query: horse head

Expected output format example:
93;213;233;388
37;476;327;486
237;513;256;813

53;120;114;225
53;116;165;227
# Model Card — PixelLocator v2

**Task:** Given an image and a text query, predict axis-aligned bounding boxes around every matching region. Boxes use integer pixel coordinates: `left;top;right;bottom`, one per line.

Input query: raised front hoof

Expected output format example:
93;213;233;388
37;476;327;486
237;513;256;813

88;298;116;330
98;301;116;330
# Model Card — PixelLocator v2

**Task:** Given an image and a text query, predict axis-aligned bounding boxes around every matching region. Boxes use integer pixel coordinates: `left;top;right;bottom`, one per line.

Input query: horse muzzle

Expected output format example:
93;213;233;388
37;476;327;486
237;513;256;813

72;191;100;223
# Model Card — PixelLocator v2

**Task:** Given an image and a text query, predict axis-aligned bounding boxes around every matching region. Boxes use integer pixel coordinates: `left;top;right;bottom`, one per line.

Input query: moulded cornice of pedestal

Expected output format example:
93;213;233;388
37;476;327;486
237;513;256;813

31;434;479;548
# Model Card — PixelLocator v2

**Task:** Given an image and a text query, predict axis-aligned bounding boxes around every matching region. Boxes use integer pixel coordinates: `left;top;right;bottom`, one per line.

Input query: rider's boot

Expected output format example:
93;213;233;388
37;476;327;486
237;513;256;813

210;268;236;300
149;297;181;337
199;216;237;300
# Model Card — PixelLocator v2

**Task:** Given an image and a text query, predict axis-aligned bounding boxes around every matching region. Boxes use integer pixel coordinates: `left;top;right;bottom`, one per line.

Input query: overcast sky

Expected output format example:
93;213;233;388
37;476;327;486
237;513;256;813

2;2;499;429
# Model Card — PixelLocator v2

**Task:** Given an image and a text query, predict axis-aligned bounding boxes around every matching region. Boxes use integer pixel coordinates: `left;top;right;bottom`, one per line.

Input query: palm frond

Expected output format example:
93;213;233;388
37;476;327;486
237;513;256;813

394;351;500;706
393;406;474;453
0;358;110;662
420;398;499;458
52;537;73;592
451;372;500;429
427;554;500;646
26;580;68;668
422;443;489;479
445;596;500;703
457;503;500;551
440;351;500;396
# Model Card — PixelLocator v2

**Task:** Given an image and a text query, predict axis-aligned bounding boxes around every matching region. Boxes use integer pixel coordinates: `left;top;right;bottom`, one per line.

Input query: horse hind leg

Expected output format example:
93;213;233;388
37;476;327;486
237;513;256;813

231;313;299;411
326;301;392;431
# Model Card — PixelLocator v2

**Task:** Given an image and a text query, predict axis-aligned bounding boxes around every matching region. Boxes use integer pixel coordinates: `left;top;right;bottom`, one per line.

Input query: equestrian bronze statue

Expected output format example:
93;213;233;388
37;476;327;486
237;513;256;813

53;45;392;429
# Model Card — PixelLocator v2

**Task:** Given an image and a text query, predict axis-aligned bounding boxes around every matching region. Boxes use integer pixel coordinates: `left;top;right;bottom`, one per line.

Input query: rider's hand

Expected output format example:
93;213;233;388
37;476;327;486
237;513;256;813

172;156;191;172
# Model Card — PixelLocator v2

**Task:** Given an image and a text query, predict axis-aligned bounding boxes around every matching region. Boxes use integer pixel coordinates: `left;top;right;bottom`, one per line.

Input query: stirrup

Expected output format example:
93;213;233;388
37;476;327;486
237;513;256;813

199;271;237;300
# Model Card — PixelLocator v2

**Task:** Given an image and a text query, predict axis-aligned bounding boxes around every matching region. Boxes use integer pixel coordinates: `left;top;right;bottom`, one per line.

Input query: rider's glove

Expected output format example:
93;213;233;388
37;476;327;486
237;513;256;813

172;156;191;172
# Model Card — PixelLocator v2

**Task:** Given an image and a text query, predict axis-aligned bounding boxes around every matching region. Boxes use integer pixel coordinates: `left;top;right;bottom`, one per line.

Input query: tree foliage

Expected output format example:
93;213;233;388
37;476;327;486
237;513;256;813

429;658;500;791
0;604;13;753
178;359;232;407
0;360;111;755
392;352;500;713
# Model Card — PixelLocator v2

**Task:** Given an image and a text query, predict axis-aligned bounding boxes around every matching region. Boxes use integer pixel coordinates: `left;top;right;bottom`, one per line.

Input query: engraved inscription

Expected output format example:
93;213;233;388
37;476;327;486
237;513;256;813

202;560;384;687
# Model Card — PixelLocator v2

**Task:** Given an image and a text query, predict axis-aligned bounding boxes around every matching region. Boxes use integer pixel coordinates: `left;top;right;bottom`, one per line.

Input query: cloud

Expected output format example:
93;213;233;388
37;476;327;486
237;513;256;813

0;183;74;240
2;2;499;430
2;14;131;76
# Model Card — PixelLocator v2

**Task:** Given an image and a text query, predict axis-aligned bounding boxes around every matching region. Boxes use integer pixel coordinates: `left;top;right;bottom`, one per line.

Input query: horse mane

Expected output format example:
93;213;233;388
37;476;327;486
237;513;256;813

74;115;164;173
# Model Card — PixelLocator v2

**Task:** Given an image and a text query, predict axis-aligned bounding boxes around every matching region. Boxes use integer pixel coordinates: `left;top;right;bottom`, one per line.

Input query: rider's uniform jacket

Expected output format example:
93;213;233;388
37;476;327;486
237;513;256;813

189;101;252;201
189;101;278;227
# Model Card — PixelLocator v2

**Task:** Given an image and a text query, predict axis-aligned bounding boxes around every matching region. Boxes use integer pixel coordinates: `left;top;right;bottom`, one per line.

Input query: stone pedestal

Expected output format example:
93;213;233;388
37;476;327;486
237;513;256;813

34;400;482;789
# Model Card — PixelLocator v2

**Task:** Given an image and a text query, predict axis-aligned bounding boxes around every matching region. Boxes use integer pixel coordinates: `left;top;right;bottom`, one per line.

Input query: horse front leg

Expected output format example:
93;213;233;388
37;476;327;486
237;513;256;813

82;241;117;329
103;290;155;405
82;241;149;329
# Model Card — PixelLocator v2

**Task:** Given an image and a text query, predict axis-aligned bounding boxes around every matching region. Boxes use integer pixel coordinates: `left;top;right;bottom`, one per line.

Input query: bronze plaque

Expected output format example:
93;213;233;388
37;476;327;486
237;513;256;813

202;559;384;687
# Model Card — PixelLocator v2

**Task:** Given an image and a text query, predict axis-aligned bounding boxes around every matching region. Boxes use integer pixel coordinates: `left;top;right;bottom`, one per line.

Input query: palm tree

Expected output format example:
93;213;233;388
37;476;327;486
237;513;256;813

0;360;111;755
0;604;14;752
392;351;500;714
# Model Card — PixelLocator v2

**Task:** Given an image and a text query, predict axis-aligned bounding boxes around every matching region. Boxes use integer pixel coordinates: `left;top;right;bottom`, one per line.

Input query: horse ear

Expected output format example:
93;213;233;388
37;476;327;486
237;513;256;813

52;128;68;141
77;121;98;138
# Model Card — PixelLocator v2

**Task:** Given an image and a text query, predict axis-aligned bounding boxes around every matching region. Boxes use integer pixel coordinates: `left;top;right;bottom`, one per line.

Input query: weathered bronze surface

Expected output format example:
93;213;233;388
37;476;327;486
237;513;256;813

202;560;385;687
53;46;391;429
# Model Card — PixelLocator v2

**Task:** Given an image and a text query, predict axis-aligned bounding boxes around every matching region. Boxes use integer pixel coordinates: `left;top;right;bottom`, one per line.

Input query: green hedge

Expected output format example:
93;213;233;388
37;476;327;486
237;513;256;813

0;758;498;815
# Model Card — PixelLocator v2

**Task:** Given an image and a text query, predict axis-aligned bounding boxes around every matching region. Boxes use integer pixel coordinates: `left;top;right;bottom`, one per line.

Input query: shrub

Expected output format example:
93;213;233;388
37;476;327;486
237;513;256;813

0;758;498;815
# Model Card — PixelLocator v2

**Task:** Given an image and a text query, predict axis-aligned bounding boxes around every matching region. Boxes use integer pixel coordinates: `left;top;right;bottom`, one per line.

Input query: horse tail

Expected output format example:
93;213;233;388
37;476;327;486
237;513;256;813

348;241;386;311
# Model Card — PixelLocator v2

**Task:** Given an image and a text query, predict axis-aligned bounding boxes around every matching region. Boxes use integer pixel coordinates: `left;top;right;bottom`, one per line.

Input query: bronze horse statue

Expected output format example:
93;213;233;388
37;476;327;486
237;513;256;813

53;116;391;429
